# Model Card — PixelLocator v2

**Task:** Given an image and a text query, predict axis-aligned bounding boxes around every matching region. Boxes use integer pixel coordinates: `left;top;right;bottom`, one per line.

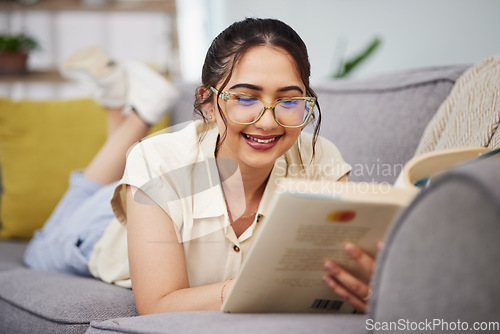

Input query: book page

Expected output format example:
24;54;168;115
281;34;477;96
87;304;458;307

400;146;492;189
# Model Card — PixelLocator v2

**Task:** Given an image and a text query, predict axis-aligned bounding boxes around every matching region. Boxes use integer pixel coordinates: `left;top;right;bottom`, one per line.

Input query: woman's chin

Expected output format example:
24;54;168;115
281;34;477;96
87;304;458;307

238;151;280;171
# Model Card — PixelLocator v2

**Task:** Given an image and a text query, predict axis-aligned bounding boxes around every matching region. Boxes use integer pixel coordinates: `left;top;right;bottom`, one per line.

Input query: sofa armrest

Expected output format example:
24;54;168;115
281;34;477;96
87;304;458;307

368;158;500;331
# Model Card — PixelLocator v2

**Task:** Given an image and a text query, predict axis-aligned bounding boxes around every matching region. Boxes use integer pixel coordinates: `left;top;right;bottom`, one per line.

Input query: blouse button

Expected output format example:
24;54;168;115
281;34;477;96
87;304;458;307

233;245;240;252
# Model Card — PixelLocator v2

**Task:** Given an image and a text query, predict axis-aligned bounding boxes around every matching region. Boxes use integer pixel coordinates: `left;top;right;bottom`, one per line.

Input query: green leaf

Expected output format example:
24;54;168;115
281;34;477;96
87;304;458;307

333;37;381;79
0;33;40;53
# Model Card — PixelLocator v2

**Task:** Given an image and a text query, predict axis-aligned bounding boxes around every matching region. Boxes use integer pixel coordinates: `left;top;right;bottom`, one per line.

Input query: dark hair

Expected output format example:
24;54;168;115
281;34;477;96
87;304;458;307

194;17;321;155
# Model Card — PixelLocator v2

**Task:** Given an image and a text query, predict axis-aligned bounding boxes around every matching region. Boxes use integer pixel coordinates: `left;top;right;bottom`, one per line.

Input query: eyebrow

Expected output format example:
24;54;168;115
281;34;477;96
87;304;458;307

228;83;304;95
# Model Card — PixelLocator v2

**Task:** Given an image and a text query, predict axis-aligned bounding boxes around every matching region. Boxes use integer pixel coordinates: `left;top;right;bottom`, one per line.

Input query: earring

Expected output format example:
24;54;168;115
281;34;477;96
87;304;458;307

209;115;213;120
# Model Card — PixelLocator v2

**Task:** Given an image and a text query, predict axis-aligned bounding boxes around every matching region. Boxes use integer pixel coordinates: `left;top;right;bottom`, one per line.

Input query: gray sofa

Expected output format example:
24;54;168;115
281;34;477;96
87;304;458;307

3;63;497;334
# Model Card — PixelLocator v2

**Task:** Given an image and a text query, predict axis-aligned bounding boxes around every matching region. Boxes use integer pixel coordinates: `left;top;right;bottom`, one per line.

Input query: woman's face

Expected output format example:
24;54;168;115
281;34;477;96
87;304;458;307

209;45;305;172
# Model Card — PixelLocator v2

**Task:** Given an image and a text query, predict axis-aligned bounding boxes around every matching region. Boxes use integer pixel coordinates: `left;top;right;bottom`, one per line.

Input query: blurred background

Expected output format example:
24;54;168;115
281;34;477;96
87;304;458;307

1;0;499;100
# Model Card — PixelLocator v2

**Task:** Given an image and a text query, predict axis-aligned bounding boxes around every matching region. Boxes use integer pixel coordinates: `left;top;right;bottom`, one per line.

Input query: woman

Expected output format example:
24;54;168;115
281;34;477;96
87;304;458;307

25;18;375;314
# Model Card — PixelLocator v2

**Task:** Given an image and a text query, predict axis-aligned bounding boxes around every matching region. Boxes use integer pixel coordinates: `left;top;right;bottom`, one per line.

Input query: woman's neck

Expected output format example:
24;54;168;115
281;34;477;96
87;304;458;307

221;159;272;197
218;159;272;225
241;162;272;198
221;163;271;238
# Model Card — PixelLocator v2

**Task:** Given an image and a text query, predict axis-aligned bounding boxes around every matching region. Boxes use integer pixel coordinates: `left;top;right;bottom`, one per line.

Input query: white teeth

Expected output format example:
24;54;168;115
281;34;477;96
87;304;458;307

245;134;279;143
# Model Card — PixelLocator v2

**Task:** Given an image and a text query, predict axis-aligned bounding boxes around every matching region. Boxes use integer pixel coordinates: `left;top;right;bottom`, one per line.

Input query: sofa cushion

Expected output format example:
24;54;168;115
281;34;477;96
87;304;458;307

0;99;107;240
0;268;137;334
314;65;469;184
87;311;367;334
0;240;26;272
168;81;201;126
367;158;500;332
0;98;169;240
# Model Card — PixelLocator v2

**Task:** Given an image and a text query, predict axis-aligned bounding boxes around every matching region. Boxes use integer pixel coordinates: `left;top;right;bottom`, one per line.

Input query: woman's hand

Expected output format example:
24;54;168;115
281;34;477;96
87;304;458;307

322;241;383;313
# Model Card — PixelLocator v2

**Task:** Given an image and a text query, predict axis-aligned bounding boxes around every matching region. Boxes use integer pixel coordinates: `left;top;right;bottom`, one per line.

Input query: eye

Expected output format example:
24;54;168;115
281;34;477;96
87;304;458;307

236;96;259;107
280;100;300;109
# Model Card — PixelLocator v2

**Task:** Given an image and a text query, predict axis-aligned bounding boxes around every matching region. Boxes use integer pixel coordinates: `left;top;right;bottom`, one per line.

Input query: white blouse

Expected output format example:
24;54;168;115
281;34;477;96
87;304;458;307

88;120;351;288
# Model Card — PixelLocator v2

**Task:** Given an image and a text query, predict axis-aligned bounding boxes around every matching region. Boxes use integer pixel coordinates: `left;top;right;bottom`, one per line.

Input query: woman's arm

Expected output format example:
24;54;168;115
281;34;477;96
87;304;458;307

126;186;233;314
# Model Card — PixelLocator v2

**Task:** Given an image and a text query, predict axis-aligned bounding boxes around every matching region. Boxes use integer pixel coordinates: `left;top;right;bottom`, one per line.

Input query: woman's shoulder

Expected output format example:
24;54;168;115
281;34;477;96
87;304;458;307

297;131;343;161
136;120;201;149
129;120;208;158
289;131;351;180
124;120;213;177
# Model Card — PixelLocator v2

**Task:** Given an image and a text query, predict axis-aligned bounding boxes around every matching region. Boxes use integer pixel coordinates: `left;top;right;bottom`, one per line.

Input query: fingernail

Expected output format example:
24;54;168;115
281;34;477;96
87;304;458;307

323;275;333;285
345;242;356;256
324;261;335;272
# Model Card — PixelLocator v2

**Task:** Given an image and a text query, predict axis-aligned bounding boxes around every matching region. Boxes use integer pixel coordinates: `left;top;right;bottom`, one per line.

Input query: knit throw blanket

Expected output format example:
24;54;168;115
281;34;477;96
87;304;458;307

415;55;500;155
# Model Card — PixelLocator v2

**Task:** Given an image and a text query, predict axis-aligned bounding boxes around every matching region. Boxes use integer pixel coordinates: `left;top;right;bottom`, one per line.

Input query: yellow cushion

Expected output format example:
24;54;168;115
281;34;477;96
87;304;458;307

0;98;168;240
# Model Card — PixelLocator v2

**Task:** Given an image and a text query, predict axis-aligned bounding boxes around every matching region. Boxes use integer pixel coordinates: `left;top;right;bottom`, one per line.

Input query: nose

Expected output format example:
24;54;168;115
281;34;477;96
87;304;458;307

255;107;279;130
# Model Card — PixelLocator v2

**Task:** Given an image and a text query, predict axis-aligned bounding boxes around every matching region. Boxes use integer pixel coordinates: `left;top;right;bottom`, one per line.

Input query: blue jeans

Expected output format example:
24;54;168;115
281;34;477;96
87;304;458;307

24;172;117;276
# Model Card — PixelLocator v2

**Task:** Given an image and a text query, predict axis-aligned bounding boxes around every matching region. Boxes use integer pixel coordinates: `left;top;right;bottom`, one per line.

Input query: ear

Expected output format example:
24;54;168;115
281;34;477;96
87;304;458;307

199;87;216;122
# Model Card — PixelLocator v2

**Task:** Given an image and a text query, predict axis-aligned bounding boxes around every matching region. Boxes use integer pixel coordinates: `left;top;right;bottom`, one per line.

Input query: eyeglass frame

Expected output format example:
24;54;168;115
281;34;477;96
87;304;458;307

210;86;316;128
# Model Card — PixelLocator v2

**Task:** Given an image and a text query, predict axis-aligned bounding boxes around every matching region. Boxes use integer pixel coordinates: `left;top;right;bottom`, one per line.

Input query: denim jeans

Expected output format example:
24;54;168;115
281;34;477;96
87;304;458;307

24;172;117;276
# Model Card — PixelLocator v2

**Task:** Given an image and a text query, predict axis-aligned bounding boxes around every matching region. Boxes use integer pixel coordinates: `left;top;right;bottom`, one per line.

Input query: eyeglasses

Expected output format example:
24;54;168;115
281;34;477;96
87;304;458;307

210;87;316;128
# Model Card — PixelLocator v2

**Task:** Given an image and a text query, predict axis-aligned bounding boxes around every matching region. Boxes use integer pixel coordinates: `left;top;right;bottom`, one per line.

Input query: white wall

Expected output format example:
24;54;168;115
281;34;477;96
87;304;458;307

2;0;499;99
0;8;176;99
1;10;175;73
179;0;500;84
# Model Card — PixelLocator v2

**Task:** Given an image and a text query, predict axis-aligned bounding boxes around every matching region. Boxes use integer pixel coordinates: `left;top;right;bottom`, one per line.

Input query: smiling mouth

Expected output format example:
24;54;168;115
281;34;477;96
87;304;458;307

243;133;282;143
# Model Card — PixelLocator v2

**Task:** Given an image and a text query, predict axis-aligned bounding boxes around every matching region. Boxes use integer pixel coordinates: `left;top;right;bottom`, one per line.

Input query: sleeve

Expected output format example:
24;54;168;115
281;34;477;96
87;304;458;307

110;131;197;229
89;140;160;287
110;140;156;224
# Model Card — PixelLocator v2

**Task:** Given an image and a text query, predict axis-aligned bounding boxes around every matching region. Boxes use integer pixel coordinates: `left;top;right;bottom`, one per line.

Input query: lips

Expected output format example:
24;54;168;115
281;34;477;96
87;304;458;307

243;134;280;143
242;133;283;150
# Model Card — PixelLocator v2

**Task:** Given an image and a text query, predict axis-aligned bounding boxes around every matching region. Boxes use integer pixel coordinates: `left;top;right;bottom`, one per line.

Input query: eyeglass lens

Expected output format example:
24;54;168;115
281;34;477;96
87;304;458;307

226;96;311;126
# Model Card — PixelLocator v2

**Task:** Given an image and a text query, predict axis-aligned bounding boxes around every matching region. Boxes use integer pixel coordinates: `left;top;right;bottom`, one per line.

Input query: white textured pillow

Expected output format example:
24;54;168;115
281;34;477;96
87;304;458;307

416;55;500;155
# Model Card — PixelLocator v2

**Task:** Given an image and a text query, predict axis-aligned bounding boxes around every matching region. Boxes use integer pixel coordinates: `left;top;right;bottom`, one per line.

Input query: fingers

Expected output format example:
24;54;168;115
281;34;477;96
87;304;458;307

322;242;379;313
323;273;367;313
344;242;375;277
323;259;371;301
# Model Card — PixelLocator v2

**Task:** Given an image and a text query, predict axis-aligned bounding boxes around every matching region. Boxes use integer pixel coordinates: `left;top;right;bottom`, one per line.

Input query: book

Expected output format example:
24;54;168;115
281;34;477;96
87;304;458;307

222;180;417;313
396;146;498;189
221;146;498;314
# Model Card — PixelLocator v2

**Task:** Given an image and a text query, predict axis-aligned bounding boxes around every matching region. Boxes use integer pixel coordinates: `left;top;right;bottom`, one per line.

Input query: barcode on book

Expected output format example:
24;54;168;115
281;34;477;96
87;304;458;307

310;298;344;311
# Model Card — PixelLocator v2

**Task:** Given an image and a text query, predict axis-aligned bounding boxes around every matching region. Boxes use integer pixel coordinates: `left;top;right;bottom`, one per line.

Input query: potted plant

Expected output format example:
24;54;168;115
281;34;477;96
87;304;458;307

0;33;40;75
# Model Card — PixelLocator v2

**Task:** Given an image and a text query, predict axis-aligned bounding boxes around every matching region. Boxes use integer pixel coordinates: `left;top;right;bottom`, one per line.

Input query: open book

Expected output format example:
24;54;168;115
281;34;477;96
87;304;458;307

222;146;498;313
396;146;499;189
